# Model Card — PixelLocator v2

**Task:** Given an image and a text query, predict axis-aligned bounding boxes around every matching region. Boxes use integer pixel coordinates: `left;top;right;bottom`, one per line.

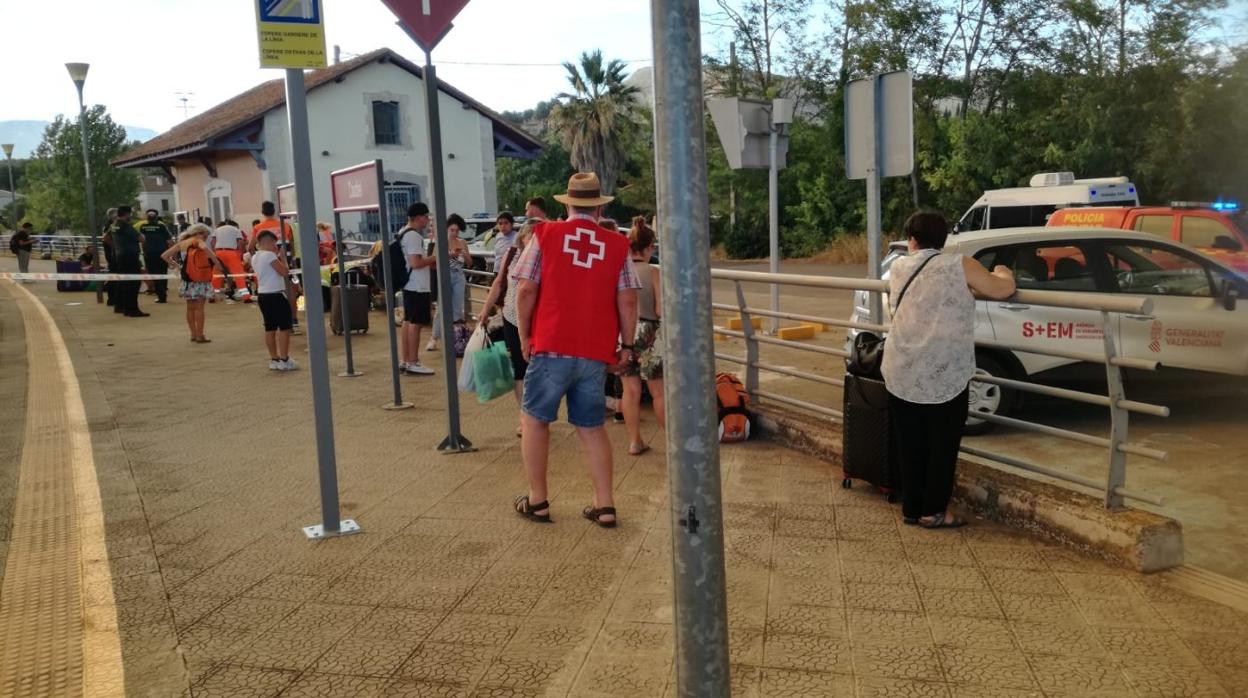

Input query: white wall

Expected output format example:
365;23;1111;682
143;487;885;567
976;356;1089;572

262;59;497;227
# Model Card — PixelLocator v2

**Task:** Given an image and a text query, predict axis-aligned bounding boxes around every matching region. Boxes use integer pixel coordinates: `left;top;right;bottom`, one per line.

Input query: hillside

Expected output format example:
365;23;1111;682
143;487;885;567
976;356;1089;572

0;120;157;158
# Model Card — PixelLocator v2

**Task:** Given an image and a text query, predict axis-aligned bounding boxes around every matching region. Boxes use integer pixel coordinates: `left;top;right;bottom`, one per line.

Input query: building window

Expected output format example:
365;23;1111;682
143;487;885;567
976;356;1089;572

373;100;400;146
161;199;170;212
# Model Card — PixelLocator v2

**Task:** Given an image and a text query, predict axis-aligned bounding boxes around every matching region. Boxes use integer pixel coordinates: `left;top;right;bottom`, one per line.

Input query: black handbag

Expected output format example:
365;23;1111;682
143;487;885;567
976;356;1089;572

847;252;940;379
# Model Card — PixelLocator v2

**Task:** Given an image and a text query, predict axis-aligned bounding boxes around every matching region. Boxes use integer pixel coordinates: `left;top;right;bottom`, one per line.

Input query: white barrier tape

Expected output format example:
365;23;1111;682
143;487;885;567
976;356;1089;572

0;263;355;283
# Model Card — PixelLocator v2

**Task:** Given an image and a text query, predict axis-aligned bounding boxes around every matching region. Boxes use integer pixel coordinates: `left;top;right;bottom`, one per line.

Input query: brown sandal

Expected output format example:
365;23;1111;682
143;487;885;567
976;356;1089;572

582;506;617;529
514;495;552;523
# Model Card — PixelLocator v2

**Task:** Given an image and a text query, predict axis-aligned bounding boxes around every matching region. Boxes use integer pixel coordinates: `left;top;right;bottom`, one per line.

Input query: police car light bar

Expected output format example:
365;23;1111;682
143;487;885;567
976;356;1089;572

1171;200;1240;211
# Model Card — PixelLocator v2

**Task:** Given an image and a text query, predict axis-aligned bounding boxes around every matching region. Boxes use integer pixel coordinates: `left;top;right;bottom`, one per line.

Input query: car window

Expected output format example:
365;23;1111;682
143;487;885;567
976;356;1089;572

1104;242;1215;297
1132;214;1173;238
988;206;1031;229
960;206;986;232
976;243;1098;291
1180;216;1230;248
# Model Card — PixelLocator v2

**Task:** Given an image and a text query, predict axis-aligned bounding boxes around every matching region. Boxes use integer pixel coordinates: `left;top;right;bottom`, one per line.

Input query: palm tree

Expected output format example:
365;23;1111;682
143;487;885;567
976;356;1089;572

547;50;640;196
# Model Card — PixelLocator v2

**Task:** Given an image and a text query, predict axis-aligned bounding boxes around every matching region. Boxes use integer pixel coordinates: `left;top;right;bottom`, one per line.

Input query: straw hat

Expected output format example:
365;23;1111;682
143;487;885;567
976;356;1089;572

553;172;615;207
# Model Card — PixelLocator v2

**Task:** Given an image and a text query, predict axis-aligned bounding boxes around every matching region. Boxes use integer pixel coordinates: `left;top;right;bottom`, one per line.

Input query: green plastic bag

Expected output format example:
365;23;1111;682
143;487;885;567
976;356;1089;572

473;339;514;403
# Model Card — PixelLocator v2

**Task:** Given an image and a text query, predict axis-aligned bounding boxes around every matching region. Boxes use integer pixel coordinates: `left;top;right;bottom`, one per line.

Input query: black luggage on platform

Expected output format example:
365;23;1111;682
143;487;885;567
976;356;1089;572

56;260;89;292
841;373;900;501
330;284;370;335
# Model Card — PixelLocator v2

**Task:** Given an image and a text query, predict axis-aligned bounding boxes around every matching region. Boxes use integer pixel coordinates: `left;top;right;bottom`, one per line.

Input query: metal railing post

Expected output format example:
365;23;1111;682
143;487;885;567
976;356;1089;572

736;281;759;400
1100;310;1128;509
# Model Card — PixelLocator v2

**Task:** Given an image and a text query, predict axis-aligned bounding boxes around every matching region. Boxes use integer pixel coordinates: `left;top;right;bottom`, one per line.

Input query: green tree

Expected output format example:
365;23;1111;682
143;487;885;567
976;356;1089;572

495;136;575;213
23;106;138;234
547;50;640;195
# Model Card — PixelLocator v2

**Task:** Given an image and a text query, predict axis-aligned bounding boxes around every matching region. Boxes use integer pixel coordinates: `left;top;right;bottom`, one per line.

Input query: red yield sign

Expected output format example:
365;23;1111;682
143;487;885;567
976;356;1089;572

380;0;470;51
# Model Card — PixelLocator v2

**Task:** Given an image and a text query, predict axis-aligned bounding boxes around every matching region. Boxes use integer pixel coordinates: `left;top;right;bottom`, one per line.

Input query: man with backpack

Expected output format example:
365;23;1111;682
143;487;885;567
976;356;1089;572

398;202;436;375
9;222;34;277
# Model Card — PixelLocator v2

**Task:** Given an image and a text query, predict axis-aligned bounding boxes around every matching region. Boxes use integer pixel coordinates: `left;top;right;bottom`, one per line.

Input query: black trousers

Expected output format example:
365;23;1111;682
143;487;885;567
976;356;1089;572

115;257;142;313
890;387;969;520
145;255;168;301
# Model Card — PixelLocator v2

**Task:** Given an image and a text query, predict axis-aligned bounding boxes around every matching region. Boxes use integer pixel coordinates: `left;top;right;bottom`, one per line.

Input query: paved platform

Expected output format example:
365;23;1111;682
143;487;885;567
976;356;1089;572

0;261;1246;697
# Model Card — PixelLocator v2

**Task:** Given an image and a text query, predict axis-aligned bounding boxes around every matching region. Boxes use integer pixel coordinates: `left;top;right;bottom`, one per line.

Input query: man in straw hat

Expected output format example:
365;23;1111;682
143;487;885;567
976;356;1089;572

511;172;640;528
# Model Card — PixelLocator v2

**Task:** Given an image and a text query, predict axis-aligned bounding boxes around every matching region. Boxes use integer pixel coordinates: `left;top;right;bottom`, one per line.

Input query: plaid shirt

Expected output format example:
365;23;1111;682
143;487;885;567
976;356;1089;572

512;214;642;291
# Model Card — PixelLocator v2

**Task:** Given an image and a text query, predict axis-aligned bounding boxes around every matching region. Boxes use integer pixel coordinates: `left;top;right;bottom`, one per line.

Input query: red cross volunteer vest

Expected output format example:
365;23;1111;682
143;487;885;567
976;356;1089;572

530;218;631;364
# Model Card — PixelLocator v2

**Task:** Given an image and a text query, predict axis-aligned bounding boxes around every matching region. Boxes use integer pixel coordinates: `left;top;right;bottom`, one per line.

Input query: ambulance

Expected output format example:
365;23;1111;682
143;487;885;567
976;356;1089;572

956;172;1140;232
849;226;1248;431
1047;201;1248;273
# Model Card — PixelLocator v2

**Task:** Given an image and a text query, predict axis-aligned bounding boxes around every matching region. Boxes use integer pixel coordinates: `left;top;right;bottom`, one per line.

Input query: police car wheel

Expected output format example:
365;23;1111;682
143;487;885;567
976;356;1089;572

964;353;1017;436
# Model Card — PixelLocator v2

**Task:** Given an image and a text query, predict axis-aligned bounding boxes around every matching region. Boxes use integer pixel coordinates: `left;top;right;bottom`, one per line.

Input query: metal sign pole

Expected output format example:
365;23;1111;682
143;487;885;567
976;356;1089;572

866;75;884;324
421;47;473;454
768;119;781;334
375;161;412;410
650;0;732;694
334;211;361;377
285;68;359;539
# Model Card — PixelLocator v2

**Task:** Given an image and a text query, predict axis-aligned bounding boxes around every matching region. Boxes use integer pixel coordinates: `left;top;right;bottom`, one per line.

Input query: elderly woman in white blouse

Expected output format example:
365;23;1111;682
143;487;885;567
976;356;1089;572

881;211;1016;529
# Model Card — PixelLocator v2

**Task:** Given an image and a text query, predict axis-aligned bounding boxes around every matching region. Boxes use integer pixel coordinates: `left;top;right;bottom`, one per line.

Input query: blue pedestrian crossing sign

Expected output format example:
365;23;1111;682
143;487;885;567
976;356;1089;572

256;0;327;68
260;0;321;24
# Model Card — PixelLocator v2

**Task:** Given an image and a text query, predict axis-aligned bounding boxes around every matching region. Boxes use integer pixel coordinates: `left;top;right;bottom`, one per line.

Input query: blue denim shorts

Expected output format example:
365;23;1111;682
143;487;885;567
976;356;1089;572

522;354;607;428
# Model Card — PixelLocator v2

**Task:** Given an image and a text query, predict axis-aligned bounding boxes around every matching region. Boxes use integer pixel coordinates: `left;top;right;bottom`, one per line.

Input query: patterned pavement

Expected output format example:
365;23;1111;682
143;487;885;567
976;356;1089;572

1;264;1246;697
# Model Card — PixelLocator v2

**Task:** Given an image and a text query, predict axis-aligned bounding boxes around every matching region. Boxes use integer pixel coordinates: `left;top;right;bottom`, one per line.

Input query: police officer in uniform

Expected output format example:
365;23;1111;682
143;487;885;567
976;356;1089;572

138;209;174;303
110;206;149;317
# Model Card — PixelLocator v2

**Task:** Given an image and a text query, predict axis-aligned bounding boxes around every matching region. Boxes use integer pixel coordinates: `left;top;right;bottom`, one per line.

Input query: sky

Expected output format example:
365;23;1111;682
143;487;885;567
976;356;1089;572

0;0;735;134
2;0;1245;136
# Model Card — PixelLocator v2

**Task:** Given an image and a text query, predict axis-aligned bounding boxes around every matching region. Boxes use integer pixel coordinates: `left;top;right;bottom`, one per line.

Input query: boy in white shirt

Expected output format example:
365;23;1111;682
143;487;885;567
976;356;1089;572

252;231;298;371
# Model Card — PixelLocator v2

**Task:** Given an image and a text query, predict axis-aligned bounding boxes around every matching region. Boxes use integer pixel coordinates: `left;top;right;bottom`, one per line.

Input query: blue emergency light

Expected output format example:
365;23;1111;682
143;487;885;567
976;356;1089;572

1212;200;1240;212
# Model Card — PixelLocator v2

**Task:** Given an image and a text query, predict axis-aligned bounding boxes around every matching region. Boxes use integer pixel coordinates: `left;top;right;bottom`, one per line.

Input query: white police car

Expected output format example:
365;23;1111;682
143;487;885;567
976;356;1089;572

849;226;1248;431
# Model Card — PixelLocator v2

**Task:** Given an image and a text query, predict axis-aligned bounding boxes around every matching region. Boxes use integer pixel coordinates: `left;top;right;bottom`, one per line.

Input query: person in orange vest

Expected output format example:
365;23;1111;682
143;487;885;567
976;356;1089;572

511;173;640;528
210;220;250;301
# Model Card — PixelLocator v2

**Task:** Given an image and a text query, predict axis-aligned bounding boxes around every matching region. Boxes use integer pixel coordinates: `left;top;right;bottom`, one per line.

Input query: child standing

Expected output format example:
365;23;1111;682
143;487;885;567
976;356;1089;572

252;231;298;371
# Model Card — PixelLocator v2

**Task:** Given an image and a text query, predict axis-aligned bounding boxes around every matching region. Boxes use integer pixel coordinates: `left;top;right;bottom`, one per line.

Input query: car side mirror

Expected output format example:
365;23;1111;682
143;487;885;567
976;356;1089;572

952;221;964;234
1213;235;1243;252
1224;281;1240;311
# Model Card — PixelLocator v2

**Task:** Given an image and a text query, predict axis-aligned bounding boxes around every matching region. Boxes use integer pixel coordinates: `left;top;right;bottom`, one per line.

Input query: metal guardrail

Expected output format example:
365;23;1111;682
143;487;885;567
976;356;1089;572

434;263;1169;510
1;234;94;258
711;271;1168;509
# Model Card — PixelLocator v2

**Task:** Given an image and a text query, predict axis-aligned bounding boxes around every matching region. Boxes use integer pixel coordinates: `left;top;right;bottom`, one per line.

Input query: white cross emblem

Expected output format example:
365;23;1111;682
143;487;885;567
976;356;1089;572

563;227;607;269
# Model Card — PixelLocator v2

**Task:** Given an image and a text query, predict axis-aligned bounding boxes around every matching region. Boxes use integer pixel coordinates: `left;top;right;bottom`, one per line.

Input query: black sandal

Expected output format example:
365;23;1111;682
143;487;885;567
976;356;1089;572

514;496;552;523
919;512;967;529
582;506;617;529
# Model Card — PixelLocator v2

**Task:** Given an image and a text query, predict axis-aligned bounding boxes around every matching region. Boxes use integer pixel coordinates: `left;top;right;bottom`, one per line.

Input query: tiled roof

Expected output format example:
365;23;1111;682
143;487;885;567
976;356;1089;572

114;48;541;167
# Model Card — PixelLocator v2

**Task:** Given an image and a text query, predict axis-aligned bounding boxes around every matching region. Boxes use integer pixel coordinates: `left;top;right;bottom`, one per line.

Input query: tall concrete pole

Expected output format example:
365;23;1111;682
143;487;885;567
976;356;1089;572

650;1;732;695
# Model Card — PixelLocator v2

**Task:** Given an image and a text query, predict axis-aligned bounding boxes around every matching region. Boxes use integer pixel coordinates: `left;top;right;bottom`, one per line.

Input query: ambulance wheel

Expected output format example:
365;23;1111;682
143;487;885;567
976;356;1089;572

965;352;1020;436
841;478;852;489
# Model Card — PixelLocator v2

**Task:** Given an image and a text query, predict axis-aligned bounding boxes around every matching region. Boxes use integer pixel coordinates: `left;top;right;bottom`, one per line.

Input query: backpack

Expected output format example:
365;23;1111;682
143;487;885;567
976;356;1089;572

8;235;19;254
376;227;414;290
715;372;752;443
182;246;214;283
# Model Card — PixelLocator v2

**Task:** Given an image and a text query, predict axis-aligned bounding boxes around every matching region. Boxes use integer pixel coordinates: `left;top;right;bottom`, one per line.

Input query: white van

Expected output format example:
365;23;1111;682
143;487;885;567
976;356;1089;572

957;172;1139;232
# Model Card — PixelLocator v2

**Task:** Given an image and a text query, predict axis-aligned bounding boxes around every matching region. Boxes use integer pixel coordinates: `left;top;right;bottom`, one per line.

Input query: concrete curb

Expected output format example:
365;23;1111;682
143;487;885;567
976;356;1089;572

752;404;1185;572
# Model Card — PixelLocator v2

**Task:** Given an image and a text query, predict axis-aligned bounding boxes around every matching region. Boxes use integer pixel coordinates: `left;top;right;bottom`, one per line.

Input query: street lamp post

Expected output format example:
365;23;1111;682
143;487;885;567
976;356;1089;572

66;62;102;303
1;144;14;230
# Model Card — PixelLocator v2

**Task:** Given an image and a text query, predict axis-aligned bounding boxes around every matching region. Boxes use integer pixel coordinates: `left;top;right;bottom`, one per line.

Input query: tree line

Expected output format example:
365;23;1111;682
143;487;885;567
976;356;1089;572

499;0;1246;259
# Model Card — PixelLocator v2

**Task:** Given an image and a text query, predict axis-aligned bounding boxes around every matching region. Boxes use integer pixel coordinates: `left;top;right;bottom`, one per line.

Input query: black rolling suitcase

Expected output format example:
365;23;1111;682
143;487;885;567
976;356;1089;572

841;373;900;501
330;284;370;335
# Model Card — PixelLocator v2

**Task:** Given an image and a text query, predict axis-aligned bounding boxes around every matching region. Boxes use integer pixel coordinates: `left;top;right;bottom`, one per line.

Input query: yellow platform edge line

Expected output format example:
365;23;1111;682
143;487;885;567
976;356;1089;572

10;280;127;696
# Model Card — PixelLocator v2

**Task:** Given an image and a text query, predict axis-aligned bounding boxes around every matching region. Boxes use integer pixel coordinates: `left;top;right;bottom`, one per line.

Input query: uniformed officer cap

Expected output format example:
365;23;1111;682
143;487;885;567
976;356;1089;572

117;205;132;215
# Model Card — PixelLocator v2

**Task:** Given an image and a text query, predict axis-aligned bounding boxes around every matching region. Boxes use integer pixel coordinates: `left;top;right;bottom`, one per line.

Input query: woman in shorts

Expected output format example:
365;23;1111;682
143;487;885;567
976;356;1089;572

162;224;223;344
620;217;665;455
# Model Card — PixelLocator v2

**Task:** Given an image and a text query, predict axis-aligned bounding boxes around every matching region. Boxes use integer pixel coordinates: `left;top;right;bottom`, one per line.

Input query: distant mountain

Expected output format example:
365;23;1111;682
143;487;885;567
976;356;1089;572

0;120;158;159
